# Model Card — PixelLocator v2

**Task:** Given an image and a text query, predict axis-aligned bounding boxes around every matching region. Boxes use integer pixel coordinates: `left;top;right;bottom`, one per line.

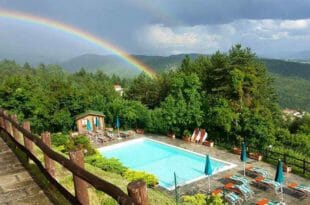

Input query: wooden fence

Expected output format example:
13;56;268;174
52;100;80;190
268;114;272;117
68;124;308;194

247;145;310;176
0;109;148;205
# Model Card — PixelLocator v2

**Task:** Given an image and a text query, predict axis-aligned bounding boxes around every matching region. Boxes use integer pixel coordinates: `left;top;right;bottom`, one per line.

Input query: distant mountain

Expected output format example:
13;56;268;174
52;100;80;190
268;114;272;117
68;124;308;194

262;58;310;79
61;53;310;79
0;53;60;66
60;53;203;76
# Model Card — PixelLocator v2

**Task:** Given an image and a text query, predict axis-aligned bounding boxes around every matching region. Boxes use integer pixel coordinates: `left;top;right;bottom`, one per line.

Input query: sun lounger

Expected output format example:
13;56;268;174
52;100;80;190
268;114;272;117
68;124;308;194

246;166;269;178
191;128;199;142
96;135;110;143
256;198;281;205
287;182;310;198
224;182;254;200
254;177;281;193
224;191;243;205
226;174;250;185
197;129;206;144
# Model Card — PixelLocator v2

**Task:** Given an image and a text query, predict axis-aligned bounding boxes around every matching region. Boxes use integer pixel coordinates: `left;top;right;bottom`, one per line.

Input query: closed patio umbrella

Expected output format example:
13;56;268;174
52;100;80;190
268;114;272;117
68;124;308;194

275;159;285;203
116;116;120;137
204;154;213;193
240;142;247;176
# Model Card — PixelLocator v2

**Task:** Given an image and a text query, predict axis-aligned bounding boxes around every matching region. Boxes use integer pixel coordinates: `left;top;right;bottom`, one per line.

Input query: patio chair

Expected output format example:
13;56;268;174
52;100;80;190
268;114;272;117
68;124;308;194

224;182;254;200
226;174;250;185
224;191;243;205
254;176;281;193
287;182;310;198
106;131;116;140
246;165;269;178
96;135;109;143
256;198;281;205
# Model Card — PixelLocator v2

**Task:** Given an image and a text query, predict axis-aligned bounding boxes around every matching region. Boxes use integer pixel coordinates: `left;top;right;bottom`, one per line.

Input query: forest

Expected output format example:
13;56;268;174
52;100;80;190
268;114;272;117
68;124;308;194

0;45;309;160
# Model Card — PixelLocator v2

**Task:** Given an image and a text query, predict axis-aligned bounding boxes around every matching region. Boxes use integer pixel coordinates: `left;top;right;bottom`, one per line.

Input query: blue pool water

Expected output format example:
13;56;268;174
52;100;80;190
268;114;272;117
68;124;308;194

99;138;234;189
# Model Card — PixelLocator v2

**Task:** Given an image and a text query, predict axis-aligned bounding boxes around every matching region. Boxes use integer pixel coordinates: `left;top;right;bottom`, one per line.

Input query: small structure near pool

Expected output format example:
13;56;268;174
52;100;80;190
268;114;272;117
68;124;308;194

75;110;105;133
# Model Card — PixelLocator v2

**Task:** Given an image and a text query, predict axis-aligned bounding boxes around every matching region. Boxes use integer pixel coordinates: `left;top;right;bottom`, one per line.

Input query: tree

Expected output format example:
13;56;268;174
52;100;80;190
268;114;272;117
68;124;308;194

203;96;237;142
159;72;203;136
126;73;161;108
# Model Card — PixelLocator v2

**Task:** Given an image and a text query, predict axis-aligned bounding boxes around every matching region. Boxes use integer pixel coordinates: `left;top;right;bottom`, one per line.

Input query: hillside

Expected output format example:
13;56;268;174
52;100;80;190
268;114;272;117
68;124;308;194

262;59;310;79
60;54;201;76
61;54;310;78
60;54;310;111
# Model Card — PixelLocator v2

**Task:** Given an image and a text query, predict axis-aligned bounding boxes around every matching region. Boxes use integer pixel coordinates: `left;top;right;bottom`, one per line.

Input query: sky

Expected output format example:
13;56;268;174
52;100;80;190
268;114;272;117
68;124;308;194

1;0;310;63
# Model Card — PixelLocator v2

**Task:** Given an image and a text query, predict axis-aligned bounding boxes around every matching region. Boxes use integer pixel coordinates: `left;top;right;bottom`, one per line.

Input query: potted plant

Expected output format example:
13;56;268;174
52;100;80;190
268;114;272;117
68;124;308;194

167;132;175;139
249;152;263;161
283;163;292;173
232;146;242;155
182;130;191;142
135;128;144;134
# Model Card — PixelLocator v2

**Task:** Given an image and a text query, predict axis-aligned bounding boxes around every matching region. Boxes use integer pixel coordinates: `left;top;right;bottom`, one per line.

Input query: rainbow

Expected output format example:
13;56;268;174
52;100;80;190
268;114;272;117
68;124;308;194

0;9;157;78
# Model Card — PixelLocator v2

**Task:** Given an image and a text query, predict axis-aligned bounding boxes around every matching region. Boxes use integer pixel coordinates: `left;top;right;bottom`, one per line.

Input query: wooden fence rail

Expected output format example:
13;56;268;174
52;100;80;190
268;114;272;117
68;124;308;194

247;145;309;176
0;109;146;205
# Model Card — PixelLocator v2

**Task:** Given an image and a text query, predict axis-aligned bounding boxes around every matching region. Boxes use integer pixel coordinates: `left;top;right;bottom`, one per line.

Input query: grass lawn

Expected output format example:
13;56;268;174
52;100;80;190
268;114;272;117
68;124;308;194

40;145;175;204
57;161;175;205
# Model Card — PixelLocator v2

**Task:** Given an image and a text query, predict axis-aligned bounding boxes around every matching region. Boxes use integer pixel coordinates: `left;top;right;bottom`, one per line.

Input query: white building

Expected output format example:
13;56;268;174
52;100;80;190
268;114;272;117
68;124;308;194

113;84;124;96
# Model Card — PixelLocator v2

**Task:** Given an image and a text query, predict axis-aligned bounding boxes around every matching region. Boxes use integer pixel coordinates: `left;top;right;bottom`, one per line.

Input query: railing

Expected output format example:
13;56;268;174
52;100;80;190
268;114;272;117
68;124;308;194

261;149;310;176
0;109;147;205
247;145;310;177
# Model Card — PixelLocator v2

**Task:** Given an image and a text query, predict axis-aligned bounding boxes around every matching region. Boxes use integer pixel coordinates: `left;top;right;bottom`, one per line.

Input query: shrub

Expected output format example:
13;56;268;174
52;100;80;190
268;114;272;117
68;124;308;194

51;133;69;147
181;194;224;205
181;194;206;205
65;135;95;156
124;170;158;187
205;195;225;205
183;129;191;137
85;154;127;175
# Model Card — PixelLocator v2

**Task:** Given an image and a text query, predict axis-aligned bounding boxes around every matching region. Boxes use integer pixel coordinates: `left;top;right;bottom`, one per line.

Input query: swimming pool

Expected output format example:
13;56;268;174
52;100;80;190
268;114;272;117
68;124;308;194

99;138;236;190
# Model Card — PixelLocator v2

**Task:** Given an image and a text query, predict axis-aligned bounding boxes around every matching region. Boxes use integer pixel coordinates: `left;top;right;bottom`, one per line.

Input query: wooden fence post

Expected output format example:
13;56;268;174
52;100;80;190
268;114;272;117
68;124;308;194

69;149;89;205
303;159;306;175
127;180;148;205
42;132;55;177
0;109;4;128
22;121;33;162
0;116;4;129
11;114;20;142
7;115;14;136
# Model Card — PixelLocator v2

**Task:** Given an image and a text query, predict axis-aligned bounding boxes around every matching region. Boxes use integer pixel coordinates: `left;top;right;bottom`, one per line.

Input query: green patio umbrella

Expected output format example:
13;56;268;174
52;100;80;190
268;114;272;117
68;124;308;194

204;154;213;193
86;119;92;131
174;172;179;205
116;116;120;137
275;159;285;203
240;142;247;176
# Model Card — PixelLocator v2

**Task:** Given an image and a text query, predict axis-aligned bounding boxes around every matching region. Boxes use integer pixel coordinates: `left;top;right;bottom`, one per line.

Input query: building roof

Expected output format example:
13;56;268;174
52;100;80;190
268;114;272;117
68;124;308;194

74;110;105;120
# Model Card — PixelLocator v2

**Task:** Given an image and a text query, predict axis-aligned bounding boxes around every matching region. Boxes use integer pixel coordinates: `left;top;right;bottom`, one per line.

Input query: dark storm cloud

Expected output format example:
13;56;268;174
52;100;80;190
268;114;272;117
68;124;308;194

1;0;310;59
158;0;310;26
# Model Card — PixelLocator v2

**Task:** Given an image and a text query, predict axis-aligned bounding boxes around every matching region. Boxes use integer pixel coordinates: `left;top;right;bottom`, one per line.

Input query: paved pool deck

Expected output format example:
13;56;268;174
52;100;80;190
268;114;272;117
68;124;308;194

96;133;310;205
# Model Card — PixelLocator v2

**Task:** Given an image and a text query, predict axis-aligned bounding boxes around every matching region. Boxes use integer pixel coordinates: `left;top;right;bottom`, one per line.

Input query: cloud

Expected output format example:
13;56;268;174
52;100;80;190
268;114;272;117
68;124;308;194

1;0;310;59
138;18;310;55
279;19;310;30
140;24;222;55
145;24;198;45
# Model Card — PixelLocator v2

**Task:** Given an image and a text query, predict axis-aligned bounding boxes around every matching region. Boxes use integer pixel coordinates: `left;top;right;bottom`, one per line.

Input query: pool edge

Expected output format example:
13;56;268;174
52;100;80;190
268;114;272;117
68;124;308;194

98;137;237;190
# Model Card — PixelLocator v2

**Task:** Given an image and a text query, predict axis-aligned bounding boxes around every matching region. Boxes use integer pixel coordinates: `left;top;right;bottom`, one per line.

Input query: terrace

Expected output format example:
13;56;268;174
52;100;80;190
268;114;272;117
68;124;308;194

97;133;310;205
